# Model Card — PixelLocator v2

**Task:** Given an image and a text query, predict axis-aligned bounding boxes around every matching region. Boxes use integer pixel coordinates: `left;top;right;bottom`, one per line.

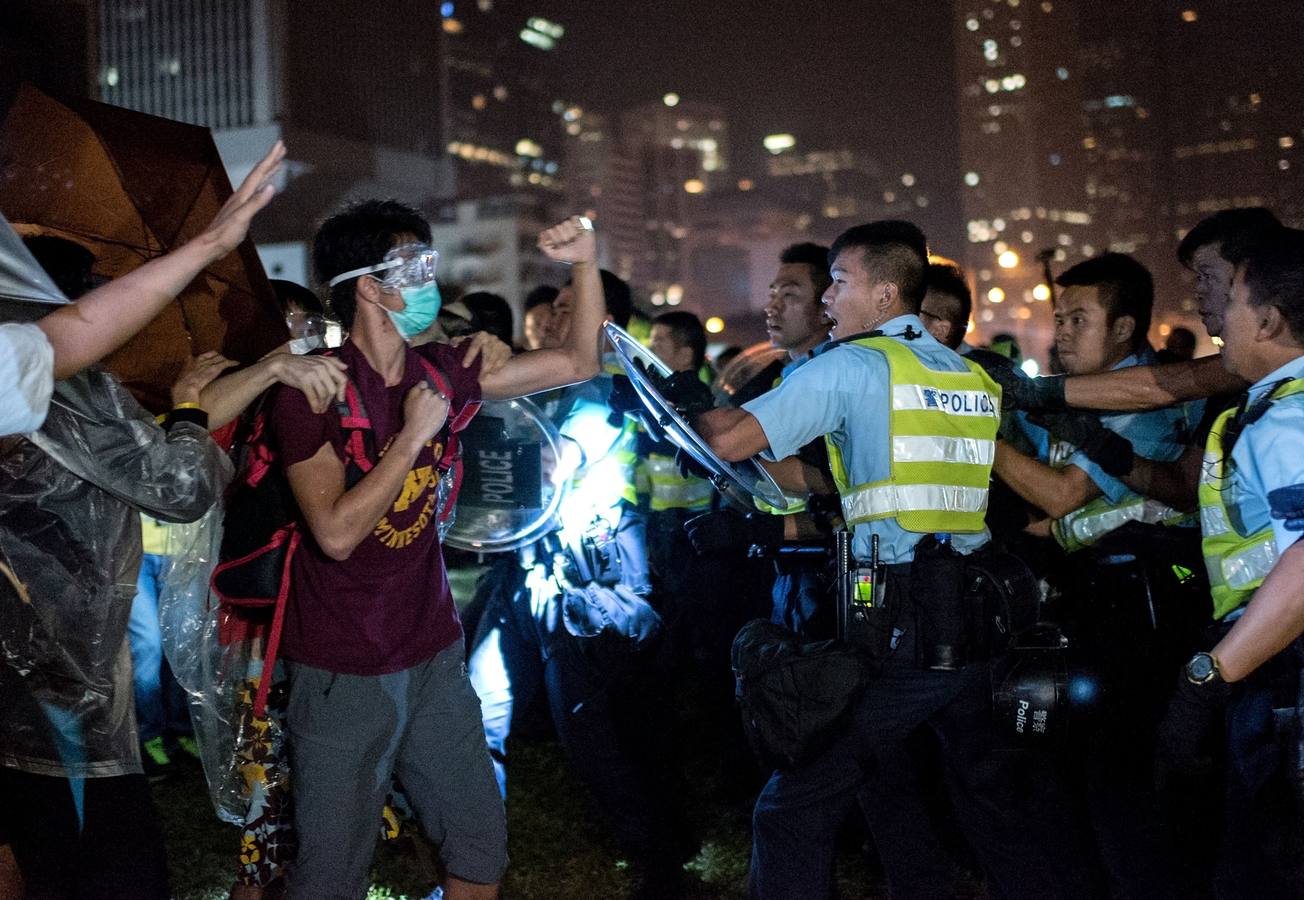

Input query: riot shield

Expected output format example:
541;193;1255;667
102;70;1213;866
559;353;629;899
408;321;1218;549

604;322;789;511
442;396;567;553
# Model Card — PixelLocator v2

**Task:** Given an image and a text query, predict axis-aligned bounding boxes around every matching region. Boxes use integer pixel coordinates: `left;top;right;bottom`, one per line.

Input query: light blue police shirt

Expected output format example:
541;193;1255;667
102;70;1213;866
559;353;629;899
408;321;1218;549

744;315;990;565
1018;349;1204;504
1225;353;1304;553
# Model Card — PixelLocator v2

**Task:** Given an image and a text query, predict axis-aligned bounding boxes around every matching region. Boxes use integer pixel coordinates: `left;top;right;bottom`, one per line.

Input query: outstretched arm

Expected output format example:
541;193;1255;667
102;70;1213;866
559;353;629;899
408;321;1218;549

1065;355;1244;411
37;142;287;379
992;440;1101;519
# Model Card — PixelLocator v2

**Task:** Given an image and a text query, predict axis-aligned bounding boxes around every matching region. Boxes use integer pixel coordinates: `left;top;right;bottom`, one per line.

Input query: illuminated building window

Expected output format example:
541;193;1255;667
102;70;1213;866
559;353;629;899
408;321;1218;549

1280;136;1295;149
1181;9;1197;22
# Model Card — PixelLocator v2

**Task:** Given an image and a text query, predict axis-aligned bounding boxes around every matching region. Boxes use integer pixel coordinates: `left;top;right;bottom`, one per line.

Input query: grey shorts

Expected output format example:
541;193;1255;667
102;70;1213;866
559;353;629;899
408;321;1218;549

283;642;507;899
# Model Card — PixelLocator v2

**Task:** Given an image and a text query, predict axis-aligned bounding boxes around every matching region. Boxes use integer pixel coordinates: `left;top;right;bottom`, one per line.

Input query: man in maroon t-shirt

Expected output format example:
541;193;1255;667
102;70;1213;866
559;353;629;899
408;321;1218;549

268;200;603;900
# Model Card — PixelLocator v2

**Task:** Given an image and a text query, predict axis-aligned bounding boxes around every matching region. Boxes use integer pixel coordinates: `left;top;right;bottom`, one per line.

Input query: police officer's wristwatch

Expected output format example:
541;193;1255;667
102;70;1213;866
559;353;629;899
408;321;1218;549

1184;651;1224;686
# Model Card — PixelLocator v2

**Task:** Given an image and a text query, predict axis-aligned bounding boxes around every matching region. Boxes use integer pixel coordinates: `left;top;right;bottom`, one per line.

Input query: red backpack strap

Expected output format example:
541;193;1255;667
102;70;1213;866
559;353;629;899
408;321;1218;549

252;527;301;718
415;355;481;433
334;378;376;475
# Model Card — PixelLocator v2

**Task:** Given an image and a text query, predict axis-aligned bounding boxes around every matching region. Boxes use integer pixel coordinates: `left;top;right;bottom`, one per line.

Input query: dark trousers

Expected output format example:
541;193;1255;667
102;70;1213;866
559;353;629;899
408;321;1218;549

0;769;170;900
749;650;1067;900
1056;549;1187;900
466;555;683;873
1214;647;1303;900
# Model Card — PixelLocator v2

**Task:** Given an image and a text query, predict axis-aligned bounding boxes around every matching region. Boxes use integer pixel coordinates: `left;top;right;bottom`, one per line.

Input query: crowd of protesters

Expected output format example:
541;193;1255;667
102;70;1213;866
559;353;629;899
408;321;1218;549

2;132;1304;900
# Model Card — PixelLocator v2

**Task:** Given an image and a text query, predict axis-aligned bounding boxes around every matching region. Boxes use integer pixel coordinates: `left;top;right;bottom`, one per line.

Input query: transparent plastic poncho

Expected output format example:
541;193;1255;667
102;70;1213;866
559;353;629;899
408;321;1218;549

0;368;230;778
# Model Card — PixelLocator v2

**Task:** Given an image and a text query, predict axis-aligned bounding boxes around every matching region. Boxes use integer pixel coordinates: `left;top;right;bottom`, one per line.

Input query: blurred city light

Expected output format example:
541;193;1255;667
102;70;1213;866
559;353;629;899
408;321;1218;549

705;316;725;334
997;250;1020;268
683;179;705;194
1032;283;1051;301
988;287;1006;303
763;133;796;154
1021;358;1041;377
662;92;680;107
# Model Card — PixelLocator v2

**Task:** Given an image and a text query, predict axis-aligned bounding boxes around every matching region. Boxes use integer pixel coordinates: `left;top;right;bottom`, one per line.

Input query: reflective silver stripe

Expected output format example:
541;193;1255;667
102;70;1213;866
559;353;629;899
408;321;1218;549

1064;498;1182;545
841;483;988;522
891;384;999;417
892;435;994;465
1200;503;1232;536
1222;536;1279;589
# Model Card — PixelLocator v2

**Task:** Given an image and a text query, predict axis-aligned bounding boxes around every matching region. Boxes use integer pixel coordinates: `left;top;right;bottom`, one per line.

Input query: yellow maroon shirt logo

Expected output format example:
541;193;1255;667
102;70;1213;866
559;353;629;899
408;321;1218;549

373;438;445;549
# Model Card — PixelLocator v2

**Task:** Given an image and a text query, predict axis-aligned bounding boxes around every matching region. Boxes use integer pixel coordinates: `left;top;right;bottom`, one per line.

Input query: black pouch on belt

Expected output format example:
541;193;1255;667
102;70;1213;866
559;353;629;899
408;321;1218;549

911;536;969;670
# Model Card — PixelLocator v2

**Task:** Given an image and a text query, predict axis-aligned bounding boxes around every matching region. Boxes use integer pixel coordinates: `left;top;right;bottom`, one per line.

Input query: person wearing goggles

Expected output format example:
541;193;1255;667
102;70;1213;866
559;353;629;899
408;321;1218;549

263;204;600;900
328;242;442;340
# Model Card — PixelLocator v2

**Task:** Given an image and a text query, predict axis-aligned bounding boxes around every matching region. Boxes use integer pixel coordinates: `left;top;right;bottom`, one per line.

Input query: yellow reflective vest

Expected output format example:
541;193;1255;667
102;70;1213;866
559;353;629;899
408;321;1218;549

1199;377;1304;620
825;337;1000;533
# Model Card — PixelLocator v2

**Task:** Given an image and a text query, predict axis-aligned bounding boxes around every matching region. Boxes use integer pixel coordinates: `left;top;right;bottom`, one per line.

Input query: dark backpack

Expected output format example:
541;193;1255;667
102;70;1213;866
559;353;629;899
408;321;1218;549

211;350;478;715
730;619;871;770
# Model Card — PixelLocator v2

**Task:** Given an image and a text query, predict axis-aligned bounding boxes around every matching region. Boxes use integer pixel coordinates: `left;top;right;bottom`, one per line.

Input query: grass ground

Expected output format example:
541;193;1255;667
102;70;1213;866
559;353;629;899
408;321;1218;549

151;560;1030;899
156;562;876;900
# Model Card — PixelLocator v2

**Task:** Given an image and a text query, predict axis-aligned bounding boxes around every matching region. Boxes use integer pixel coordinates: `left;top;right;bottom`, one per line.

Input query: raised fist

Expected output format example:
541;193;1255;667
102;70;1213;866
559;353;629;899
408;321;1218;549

537;216;596;265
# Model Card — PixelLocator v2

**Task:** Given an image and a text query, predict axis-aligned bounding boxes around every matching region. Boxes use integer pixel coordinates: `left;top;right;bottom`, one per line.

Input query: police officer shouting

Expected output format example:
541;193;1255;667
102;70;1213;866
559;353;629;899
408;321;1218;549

688;221;1064;899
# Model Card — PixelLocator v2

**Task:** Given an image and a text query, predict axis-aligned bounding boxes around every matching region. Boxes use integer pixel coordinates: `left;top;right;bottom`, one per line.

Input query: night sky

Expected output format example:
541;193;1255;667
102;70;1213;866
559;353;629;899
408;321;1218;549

533;0;964;251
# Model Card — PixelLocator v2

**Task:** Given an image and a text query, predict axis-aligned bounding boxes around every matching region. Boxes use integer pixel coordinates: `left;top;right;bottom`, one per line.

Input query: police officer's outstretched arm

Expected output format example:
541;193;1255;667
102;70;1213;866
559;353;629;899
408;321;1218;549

479;216;602;401
1003;355;1246;413
992;440;1102;520
696;406;771;462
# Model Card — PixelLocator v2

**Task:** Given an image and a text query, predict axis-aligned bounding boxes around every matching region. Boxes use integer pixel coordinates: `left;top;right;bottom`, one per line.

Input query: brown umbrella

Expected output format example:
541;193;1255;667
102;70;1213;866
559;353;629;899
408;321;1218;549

0;82;287;412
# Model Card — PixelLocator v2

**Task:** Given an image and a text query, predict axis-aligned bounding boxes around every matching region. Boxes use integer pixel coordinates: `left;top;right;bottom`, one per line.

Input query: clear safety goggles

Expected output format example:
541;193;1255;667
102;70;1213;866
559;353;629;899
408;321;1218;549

327;243;439;291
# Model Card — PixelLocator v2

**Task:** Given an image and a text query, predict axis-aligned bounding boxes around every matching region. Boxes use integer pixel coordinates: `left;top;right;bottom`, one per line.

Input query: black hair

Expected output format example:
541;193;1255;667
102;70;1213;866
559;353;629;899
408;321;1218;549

780;242;833;299
462;291;514;344
524;284;559;312
925;261;972;343
1165;326;1197;352
828;220;929;311
652;310;707;370
1241;228;1304;346
1177;207;1282;269
313;199;431;328
1056;252;1153;350
271;279;324;317
566;269;632;328
23;235;97;300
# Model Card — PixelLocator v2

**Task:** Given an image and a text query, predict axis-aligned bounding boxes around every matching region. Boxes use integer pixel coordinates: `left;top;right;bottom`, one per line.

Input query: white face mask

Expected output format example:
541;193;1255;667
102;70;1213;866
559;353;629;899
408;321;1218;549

289;334;324;355
286;310;326;355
